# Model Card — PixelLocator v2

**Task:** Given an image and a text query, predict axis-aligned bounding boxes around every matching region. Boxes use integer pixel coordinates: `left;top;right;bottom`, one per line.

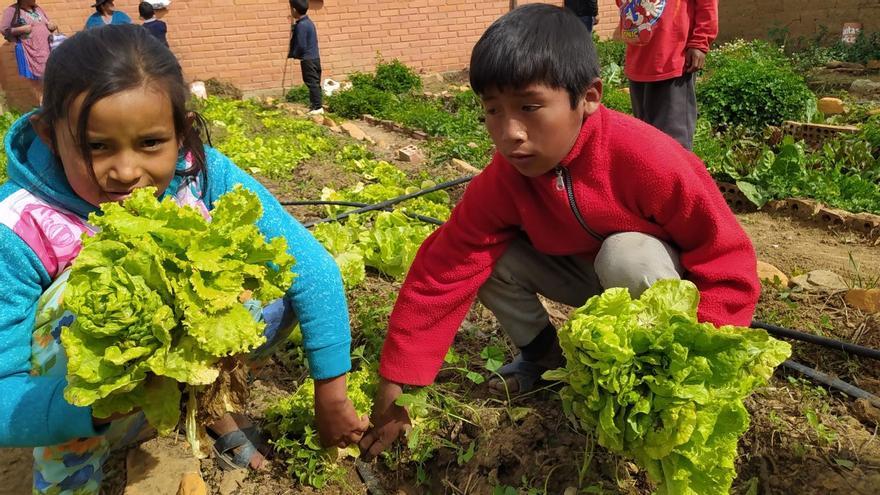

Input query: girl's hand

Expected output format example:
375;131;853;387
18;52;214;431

18;24;32;35
47;22;57;32
314;375;370;448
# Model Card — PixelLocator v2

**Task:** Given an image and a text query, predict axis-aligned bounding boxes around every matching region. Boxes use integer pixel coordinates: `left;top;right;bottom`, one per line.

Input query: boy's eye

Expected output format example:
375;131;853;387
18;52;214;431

484;107;499;116
522;105;541;112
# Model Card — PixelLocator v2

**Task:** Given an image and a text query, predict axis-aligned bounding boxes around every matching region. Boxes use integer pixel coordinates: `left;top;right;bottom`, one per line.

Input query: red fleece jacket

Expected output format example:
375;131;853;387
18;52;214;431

621;0;719;82
379;107;759;386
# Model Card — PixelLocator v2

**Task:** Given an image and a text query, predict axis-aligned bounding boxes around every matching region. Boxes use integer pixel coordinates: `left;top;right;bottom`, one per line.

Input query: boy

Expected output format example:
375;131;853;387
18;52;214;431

138;2;168;47
564;0;599;32
619;0;718;149
358;4;759;457
287;0;323;115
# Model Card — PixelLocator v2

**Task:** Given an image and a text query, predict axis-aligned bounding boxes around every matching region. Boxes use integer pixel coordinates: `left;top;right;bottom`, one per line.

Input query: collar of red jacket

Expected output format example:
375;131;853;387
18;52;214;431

558;105;605;168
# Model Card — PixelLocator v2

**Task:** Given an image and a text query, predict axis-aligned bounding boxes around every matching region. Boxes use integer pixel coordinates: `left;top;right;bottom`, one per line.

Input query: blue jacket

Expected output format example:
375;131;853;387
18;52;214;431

0;115;351;447
288;15;319;60
142;18;168;46
84;11;132;30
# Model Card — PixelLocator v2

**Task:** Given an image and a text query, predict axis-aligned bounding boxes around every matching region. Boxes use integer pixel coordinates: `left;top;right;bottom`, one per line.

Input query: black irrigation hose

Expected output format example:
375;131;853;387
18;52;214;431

783;360;880;408
281;199;445;226
302;175;475;228
752;320;880;362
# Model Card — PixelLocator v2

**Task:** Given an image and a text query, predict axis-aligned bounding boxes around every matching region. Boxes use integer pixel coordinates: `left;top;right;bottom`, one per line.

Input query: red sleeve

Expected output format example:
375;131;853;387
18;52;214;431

379;161;520;386
629;147;759;327
686;0;718;53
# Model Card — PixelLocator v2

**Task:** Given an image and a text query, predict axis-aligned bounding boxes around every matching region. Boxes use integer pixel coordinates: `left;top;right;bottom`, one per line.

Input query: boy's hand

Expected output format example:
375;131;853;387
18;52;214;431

47;22;57;32
358;377;412;459
314;374;370;448
685;48;706;73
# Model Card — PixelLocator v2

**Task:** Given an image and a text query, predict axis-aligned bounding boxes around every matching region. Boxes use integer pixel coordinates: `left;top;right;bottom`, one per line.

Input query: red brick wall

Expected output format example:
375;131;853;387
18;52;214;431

718;0;880;44
0;1;621;111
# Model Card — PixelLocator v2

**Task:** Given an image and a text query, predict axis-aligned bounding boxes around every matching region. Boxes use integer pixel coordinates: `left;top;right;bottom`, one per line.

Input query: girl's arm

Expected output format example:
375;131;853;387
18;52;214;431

0;228;104;447
203;148;351;380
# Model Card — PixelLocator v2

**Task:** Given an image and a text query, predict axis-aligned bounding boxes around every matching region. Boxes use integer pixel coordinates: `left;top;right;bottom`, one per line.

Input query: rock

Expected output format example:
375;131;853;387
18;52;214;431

466;142;478;148
850;79;880;97
264;97;276;105
791;269;848;292
310;114;324;125
564;488;578;495
329;125;341;133
622;87;631;95
218;470;248;495
844;288;880;313
124;438;200;495
868;108;880;116
868;60;880;70
757;261;788;286
423;73;444;84
340;122;368;141
818;97;846;115
375;138;390;150
397;144;424;163
177;473;207;495
322;116;335;127
827;60;865;69
451;158;481;174
853;398;880;425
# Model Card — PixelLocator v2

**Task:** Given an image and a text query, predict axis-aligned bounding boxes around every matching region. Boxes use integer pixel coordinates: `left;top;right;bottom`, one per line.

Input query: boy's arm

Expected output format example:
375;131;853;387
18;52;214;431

291;23;307;59
0;228;104;446
686;0;719;53
204;149;351;380
629;146;759;327
379;161;520;386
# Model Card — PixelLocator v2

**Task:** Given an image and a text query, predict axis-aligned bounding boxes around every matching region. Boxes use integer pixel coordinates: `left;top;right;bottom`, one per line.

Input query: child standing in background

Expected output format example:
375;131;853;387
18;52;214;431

287;0;323;115
138;1;167;47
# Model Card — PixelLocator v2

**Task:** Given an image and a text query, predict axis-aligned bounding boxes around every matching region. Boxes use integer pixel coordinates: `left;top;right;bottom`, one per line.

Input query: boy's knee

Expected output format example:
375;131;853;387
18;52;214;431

477;239;531;305
594;232;682;298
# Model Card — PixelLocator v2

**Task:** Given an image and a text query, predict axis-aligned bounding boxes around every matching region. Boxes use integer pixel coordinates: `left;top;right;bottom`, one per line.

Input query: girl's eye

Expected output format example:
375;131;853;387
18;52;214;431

88;142;107;151
142;139;163;149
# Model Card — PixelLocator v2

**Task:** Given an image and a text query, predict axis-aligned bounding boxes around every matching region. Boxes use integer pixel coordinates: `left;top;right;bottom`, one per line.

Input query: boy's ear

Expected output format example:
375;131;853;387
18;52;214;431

29;114;56;152
582;78;603;117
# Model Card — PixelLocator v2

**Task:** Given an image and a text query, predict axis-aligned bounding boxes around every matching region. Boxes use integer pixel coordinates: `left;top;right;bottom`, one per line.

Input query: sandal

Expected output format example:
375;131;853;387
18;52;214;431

209;429;263;471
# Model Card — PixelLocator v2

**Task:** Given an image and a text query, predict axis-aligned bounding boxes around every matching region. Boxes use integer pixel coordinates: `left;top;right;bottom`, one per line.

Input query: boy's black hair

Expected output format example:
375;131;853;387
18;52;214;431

289;0;308;16
469;4;600;108
39;24;210;194
138;1;155;20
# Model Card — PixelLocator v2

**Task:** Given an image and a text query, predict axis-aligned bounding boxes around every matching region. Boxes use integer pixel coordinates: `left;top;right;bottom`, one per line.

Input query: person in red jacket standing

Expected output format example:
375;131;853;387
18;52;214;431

358;4;757;457
619;0;718;149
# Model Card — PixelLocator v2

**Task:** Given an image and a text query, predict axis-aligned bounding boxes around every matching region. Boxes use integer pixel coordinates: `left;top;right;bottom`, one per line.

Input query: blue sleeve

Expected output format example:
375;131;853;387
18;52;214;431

307;23;319;57
293;23;308;59
0;227;103;447
116;11;132;24
84;15;99;30
203;148;352;380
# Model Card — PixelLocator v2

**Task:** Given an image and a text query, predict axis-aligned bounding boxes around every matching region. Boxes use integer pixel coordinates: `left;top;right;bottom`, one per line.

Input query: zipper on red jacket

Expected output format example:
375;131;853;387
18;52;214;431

555;166;604;242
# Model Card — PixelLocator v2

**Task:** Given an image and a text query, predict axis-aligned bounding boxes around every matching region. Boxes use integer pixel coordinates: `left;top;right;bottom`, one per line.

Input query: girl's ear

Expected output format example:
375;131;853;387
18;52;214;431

29;114;56;153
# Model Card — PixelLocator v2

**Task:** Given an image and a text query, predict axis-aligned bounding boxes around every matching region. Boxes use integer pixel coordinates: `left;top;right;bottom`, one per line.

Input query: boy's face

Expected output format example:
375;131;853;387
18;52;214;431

481;82;601;177
290;6;302;20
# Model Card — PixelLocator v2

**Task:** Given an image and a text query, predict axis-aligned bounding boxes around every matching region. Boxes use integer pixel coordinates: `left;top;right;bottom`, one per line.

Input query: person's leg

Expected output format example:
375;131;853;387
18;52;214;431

627;73;697;149
593;232;683;298
300;59;322;111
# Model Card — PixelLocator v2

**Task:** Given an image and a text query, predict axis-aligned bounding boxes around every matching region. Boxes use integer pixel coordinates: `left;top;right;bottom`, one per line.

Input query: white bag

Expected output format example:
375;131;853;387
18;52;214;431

322;78;341;96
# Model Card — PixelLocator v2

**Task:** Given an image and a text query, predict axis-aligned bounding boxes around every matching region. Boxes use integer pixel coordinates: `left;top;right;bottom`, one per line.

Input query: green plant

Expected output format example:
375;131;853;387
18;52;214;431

543;280;791;495
602;87;632;114
0;110;21;182
285;84;311;105
698;40;816;131
373;59;423;94
594;35;626;71
325;84;395;118
61;187;294;450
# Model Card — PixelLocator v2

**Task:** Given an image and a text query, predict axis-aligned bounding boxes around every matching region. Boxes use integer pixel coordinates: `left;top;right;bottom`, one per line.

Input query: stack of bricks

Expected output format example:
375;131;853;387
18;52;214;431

0;1;623;111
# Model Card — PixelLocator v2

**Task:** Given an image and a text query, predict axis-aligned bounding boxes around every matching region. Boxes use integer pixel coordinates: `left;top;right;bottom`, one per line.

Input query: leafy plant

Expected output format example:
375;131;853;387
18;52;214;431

62;187;295;453
544;280;791;495
373;59;423;94
285;84;311;105
594;35;627;71
602;87;633;115
698;40;815;131
0;110;21;182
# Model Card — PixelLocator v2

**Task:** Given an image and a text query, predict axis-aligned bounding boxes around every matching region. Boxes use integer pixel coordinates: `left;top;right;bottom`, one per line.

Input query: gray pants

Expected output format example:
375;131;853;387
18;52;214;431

477;232;682;347
629;73;697;149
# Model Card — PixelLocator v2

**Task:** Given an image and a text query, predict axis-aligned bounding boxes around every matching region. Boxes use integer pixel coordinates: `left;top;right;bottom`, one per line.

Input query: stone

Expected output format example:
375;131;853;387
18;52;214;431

466;142;478;148
757;261;788;286
868;60;880;70
124;438;200;495
451;158;481;174
622;87;631;95
397;144;424;163
424;73;444;83
817;97;846;115
850;79;880;97
264;97;276;105
310;114;324;125
564;488;578;495
827;60;865;69
322;116;335;127
177;473;207;495
329;125;342;133
807;270;849;291
844;288;880;313
218;470;248;495
340;122;368;141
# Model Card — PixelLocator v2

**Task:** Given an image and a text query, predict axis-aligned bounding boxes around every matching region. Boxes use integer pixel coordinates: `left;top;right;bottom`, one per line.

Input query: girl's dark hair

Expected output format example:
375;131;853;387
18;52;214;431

469;3;600;108
38;24;210;193
289;0;308;16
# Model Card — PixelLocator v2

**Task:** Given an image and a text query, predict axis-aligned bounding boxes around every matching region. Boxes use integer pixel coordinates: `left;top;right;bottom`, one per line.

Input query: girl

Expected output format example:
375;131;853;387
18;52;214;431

0;0;57;104
0;24;367;494
84;0;131;29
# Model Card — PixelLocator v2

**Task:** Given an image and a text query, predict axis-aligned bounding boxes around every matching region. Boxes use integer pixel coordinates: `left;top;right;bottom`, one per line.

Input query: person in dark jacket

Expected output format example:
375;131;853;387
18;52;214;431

564;0;598;32
288;0;322;114
138;2;167;46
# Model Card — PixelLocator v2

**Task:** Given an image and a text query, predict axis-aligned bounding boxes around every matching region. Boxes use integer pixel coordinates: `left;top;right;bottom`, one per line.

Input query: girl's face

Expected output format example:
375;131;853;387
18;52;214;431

37;84;180;206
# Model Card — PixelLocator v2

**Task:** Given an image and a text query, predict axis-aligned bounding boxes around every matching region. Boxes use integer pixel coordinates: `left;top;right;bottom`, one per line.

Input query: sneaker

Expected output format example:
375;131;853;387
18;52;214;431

307;108;324;115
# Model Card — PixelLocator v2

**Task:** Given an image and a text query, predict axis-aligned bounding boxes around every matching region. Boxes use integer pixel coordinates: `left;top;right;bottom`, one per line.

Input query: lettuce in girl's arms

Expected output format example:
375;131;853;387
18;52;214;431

543;280;791;495
61;186;295;441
